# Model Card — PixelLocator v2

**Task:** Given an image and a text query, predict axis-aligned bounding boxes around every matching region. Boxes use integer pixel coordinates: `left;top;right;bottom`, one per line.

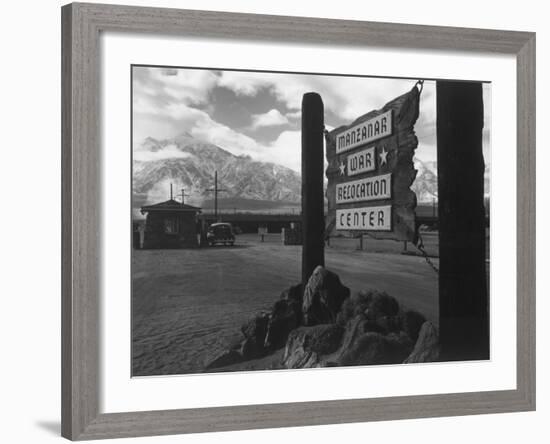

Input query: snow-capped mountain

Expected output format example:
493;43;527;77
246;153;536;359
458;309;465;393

411;158;491;203
412;158;438;203
132;133;301;213
132;134;488;215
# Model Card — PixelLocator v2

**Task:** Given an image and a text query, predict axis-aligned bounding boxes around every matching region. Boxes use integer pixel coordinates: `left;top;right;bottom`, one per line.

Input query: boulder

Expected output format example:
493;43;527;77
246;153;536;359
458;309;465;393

339;315;369;353
375;315;402;334
404;321;440;363
338;331;414;366
401;310;427;343
264;298;302;350
280;283;303;304
239;337;259;360
284;349;320;369
362;290;399;320
239;312;270;359
241;313;269;341
205;349;243;370
302;266;350;326
337;289;399;325
283;324;345;369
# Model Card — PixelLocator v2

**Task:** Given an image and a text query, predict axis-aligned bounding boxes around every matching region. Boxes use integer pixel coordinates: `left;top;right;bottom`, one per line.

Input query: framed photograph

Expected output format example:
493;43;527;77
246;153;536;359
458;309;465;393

61;2;535;440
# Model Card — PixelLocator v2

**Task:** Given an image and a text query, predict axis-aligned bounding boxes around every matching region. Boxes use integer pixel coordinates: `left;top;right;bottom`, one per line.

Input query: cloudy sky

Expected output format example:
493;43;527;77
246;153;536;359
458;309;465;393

132;66;491;173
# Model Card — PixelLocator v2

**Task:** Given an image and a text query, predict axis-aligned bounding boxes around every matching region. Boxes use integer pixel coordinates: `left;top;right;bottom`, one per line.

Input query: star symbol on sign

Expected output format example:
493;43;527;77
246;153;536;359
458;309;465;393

338;161;346;176
379;147;389;166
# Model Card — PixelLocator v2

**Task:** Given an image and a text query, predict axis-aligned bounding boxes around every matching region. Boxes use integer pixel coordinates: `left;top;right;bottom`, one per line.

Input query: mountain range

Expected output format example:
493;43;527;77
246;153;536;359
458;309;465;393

133;133;302;214
132;133;469;216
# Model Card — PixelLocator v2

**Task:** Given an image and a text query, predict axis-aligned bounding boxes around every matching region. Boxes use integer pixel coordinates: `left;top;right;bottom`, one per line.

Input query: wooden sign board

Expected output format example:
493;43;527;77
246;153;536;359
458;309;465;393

325;86;421;243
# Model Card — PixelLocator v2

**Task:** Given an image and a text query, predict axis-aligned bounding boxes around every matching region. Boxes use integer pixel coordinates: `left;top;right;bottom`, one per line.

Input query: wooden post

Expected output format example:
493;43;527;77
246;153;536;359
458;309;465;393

206;170;227;222
437;81;489;361
214;171;218;220
301;92;325;286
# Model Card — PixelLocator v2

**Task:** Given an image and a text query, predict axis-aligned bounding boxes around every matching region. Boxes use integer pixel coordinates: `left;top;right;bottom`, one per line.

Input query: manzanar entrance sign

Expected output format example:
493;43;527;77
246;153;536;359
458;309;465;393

336;110;392;154
326;85;421;243
336;173;391;204
336;205;392;231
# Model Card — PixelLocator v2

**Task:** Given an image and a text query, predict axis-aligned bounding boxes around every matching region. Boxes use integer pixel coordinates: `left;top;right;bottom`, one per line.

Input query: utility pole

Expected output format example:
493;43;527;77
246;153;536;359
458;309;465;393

180;188;190;205
205;170;227;221
170;183;173;200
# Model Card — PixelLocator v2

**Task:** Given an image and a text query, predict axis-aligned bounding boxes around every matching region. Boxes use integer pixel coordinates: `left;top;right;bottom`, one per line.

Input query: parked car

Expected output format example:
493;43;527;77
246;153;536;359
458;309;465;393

207;222;235;246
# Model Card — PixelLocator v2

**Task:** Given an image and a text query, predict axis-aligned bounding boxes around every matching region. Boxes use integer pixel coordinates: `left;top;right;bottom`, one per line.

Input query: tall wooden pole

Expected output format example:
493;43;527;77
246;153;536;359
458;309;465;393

301;92;325;287
437;81;489;361
180;188;189;205
206;170;227;222
214;171;218;219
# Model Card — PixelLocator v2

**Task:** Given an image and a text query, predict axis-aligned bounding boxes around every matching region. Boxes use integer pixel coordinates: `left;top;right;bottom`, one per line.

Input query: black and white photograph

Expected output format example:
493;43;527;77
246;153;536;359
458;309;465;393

2;0;543;442
131;66;491;376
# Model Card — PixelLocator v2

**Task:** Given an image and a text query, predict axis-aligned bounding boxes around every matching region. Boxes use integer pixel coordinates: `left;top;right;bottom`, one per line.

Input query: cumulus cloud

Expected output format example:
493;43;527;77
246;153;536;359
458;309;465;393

132;66;491;177
258;130;302;172
219;70;423;123
191;117;260;157
249;109;289;129
286;110;301;120
217;71;273;96
149;68;218;105
133;144;194;162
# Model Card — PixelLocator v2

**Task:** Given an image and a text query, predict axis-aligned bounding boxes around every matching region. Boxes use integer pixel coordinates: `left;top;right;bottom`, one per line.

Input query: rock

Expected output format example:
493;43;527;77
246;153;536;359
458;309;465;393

337;314;391;358
339;331;414;366
337;289;399;325
362;290;399;320
283;324;345;369
404;321;440;363
239;312;270;359
228;335;244;351
280;283;303;304
264;298;302;350
238;337;258;360
375;315;402;334
401;310;427;343
241;312;269;341
205;349;243;370
284;349;321;369
339;315;369;353
302;266;350;326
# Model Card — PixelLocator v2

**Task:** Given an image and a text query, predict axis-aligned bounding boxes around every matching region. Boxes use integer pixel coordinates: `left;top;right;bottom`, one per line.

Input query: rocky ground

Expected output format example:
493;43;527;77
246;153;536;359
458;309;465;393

207;266;440;372
132;233;439;376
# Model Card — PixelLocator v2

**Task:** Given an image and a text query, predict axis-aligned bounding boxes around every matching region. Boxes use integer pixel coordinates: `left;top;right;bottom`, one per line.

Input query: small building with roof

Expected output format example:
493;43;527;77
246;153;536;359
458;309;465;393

140;199;202;249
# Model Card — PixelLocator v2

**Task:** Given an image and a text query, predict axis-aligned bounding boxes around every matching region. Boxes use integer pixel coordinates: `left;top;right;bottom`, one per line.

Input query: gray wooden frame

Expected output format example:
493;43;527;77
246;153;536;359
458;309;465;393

61;2;536;440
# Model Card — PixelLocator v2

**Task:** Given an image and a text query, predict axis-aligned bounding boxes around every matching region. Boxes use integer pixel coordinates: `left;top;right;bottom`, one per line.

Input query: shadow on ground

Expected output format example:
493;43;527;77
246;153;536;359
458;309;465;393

35;421;60;436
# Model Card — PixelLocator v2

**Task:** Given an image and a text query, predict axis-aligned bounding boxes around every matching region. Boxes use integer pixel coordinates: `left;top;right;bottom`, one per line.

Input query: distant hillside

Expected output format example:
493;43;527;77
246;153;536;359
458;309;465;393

201;197;300;213
133;134;489;217
412;159;438;203
133;133;301;215
410;158;490;202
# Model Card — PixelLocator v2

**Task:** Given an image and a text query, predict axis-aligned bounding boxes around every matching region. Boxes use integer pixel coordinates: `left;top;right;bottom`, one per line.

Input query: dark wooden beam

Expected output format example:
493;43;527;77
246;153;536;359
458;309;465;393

437;81;489;361
301;92;325;286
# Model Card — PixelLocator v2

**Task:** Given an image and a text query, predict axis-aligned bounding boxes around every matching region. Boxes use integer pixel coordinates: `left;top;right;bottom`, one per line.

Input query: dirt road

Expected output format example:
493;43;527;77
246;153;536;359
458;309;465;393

132;234;438;376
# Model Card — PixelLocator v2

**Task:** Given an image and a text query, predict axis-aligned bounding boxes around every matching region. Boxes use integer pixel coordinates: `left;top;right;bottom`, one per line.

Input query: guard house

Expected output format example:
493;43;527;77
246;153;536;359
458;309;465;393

140;199;202;249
